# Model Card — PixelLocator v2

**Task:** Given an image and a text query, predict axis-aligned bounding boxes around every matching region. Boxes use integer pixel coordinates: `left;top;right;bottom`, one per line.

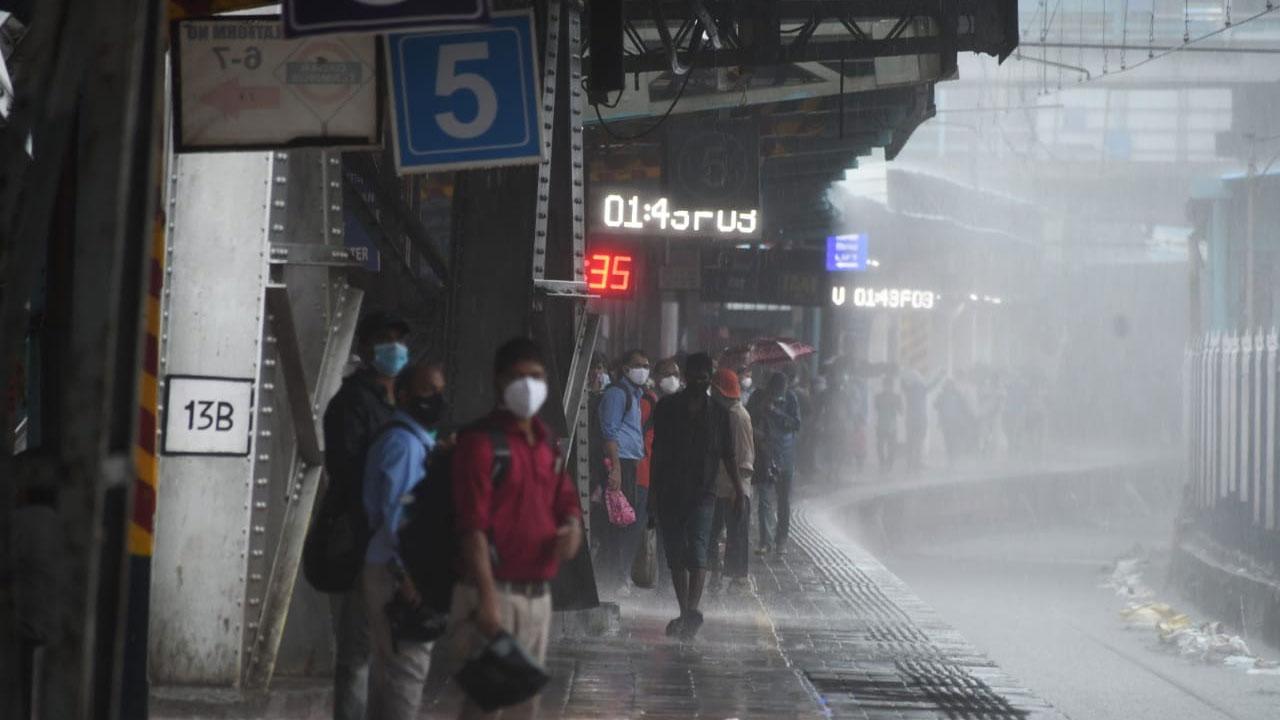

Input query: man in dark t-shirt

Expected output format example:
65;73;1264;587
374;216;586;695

649;352;738;640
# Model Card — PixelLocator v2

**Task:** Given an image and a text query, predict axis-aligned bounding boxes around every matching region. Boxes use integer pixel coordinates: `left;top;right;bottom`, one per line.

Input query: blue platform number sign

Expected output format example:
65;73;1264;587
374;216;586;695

826;233;869;272
386;11;542;174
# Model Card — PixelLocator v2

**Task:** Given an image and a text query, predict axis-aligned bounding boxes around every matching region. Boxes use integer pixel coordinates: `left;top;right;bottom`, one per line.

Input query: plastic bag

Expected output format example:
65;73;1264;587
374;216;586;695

455;630;550;712
605;488;636;527
631;526;657;589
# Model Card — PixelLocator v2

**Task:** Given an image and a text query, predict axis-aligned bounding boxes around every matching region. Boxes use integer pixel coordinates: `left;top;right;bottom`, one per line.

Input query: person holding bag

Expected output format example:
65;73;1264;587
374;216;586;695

596;349;651;596
441;338;583;718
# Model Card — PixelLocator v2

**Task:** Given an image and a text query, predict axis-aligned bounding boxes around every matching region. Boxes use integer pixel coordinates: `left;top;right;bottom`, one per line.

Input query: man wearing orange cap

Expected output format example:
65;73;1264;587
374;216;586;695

709;368;754;595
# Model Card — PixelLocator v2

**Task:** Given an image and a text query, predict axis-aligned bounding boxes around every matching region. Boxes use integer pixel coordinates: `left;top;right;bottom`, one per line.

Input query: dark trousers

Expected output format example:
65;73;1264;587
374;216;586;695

331;576;370;720
599;459;645;590
775;465;793;549
710;496;750;579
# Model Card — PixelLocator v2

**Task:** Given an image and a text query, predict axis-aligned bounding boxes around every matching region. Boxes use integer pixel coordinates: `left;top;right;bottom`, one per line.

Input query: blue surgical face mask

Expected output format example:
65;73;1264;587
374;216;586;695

372;342;409;378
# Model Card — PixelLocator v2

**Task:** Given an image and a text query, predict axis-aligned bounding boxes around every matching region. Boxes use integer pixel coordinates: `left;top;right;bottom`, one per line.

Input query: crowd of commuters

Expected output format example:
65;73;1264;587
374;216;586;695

802;362;1050;481
305;307;1071;718
588;348;806;635
307;311;811;719
309;313;581;720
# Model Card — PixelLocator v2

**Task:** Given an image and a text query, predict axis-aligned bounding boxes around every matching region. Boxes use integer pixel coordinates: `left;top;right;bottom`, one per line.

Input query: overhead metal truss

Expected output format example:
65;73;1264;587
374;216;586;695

610;0;1017;76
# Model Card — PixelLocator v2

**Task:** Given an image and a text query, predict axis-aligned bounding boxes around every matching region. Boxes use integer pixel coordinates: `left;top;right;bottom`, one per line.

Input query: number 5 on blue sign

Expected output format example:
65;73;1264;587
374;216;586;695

386;11;543;174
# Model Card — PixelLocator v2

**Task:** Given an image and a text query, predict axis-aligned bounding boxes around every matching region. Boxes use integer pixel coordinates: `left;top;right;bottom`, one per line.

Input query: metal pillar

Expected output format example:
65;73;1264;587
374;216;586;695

149;151;275;686
660;300;680;357
151;145;367;689
1268;332;1278;531
444;165;540;421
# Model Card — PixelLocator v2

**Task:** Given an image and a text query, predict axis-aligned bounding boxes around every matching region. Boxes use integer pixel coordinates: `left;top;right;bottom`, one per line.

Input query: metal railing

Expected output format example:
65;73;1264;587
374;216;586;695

1185;331;1280;556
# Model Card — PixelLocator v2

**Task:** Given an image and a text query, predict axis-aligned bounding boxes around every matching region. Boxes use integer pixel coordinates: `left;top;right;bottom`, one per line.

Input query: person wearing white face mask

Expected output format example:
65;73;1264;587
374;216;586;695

442;338;582;718
654;358;682;396
597;349;651;596
738;367;755;405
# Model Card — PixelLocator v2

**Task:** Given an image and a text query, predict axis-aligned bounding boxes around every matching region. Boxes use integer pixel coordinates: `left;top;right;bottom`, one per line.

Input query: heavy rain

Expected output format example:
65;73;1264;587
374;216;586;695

3;2;1280;719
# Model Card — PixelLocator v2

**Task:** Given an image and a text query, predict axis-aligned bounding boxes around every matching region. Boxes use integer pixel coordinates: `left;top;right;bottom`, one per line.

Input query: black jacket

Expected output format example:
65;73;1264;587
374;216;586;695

322;369;396;507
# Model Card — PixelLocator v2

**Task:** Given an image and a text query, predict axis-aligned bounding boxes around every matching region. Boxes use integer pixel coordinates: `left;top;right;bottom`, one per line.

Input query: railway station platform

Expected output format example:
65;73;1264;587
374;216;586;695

154;497;1065;719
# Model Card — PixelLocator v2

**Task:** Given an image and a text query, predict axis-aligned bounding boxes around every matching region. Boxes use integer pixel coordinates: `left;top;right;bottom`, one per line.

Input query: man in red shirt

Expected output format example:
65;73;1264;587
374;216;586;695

443;337;583;718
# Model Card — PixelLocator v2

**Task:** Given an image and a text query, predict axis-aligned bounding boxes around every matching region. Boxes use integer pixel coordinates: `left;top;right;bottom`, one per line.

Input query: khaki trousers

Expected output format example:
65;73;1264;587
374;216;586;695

439;583;552;719
364;563;433;720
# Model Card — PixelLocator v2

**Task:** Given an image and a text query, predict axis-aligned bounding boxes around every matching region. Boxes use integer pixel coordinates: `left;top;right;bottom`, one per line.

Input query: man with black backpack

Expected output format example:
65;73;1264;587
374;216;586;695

305;311;409;720
361;361;448;720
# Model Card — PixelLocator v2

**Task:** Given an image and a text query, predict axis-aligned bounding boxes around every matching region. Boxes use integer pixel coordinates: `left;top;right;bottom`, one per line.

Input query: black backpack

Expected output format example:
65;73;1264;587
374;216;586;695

397;424;511;615
304;475;373;594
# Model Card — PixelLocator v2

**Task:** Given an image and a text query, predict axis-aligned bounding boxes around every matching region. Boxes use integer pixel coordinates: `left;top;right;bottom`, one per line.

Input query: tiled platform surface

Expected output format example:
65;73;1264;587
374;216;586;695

517;505;1064;720
154;502;1065;719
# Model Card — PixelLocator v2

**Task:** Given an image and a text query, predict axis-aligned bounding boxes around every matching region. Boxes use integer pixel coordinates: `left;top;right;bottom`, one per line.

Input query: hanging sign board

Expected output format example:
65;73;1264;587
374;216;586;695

665;118;761;213
701;249;826;306
826;233;869;272
283;0;487;37
171;17;380;152
385;11;542;174
161;375;255;456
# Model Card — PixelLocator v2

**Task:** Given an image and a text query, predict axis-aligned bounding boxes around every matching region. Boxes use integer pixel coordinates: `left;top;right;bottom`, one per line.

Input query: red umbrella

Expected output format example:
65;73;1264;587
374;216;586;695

749;337;816;365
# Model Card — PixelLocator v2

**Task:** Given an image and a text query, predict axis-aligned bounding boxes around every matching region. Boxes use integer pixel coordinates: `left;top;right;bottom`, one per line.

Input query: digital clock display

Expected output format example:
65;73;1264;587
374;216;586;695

596;193;760;238
831;286;936;310
585;250;637;298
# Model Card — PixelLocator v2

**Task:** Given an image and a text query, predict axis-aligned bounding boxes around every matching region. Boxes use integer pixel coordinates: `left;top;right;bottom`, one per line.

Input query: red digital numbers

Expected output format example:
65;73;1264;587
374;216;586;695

586;252;635;296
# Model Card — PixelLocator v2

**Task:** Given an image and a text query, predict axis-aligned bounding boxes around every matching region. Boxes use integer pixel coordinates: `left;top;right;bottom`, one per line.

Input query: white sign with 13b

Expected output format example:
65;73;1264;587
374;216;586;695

162;375;255;456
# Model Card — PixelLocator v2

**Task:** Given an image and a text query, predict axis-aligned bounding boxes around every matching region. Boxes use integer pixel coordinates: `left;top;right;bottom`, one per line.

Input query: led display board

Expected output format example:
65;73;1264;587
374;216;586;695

830;285;936;310
593;191;760;239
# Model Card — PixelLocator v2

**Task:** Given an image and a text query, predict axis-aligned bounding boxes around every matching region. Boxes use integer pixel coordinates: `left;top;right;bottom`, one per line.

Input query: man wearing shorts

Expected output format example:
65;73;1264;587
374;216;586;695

649;353;740;640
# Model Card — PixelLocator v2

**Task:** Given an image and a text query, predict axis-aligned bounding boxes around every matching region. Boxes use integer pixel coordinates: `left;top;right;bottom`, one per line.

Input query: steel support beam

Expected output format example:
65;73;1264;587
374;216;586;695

264;286;323;467
623;35;948;72
624;0;978;19
244;286;361;690
614;0;1017;72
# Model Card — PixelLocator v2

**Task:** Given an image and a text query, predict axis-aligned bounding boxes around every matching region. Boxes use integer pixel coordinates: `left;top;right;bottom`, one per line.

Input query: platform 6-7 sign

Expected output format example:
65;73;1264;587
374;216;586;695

172;17;380;152
162;375;255;456
386;11;542;173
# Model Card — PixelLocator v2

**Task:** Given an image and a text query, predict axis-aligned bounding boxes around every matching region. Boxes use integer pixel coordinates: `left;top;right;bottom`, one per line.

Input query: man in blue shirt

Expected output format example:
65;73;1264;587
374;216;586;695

597;348;650;595
362;362;447;720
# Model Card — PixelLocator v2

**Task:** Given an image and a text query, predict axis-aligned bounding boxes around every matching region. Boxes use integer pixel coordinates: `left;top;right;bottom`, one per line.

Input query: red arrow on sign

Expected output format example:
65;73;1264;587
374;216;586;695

200;78;281;119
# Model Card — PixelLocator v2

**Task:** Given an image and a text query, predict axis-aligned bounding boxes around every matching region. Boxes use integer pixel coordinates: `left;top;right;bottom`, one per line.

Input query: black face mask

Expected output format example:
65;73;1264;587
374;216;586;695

409;393;448;428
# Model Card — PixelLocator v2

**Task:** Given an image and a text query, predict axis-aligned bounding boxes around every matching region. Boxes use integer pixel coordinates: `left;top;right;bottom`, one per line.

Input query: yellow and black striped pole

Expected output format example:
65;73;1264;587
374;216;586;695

121;211;165;720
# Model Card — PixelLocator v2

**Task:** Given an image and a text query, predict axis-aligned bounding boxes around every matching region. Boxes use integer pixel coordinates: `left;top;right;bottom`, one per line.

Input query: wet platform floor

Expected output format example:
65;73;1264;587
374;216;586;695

154;502;1064;719
468;506;1064;719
